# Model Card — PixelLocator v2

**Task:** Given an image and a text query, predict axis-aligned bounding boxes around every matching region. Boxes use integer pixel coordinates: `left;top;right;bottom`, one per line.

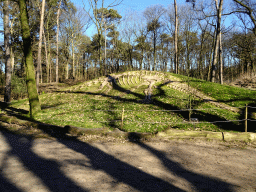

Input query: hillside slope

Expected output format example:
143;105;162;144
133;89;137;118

10;71;256;133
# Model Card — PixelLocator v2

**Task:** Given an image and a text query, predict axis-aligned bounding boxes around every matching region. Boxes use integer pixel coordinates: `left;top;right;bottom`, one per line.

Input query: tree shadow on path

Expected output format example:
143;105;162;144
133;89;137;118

0;127;87;192
0;114;238;192
128;133;235;192
0;169;23;192
35;124;185;192
0;123;184;191
36;121;237;192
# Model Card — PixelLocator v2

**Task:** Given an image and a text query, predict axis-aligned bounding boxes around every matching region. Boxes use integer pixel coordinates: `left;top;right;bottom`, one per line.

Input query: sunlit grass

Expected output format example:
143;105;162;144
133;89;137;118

7;71;256;133
172;73;256;107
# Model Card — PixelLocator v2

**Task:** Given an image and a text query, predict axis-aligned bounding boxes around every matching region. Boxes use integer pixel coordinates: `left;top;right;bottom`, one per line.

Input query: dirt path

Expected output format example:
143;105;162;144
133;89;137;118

0;130;255;192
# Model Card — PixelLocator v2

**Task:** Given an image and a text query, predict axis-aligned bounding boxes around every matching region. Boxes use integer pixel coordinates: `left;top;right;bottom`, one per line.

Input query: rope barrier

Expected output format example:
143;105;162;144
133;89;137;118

55;106;245;112
48;106;255;127
51;118;247;124
120;119;245;124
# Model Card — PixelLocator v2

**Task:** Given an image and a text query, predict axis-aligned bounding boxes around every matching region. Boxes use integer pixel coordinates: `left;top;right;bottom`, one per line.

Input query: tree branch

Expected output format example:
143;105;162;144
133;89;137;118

233;0;256;35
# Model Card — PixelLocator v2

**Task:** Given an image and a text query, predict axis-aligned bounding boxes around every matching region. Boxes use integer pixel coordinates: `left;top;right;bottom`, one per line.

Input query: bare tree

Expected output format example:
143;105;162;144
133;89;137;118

186;0;226;83
211;0;223;83
84;0;122;75
56;0;62;83
4;0;11;103
144;5;166;71
174;0;179;74
219;30;224;84
36;0;46;91
233;0;256;36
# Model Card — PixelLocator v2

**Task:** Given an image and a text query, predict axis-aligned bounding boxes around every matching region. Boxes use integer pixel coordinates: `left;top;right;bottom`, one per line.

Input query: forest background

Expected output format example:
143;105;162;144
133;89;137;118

0;0;255;116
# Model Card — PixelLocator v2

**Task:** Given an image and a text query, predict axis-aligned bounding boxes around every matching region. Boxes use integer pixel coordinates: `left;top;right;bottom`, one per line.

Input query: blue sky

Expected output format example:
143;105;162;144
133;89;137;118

72;0;180;12
73;0;184;37
72;0;233;15
0;0;239;42
71;0;237;38
72;0;194;20
0;0;183;43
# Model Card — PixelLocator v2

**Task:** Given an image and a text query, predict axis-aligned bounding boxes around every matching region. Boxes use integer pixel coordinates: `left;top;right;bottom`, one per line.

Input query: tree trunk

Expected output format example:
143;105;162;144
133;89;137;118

219;31;223;84
211;0;223;83
72;33;75;78
211;32;218;83
4;0;11;103
104;23;107;75
10;47;14;75
47;30;51;83
186;45;190;76
10;16;16;75
18;0;41;117
43;29;49;83
76;58;79;79
98;34;103;75
56;0;62;83
37;0;45;91
207;31;215;81
199;33;204;80
174;0;179;74
66;61;69;79
50;56;52;83
153;30;156;71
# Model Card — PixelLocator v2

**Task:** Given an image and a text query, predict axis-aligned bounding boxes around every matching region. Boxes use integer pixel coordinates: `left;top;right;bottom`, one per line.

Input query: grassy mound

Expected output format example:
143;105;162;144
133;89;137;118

8;71;256;133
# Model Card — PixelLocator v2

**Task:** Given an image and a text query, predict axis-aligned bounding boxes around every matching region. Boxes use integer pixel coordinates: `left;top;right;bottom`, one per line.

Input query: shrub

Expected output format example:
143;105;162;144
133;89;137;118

11;75;27;99
232;72;256;89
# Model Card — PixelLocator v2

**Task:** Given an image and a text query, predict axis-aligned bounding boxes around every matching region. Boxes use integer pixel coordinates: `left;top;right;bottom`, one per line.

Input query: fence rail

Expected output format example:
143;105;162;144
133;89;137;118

73;107;244;112
59;106;256;112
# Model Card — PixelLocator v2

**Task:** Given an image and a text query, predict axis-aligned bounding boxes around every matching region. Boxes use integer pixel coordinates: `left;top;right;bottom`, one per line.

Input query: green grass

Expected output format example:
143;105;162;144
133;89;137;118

172;73;256;108
7;71;256;133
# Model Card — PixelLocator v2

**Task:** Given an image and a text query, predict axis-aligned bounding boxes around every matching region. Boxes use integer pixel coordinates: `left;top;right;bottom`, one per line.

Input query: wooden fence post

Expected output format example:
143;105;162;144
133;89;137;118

245;105;248;132
121;107;124;130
